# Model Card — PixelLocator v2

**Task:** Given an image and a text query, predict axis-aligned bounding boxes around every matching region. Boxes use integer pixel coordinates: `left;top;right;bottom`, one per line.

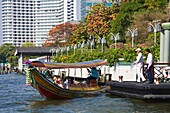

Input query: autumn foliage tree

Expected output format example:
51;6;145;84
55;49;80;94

44;22;78;47
69;22;88;44
84;4;117;38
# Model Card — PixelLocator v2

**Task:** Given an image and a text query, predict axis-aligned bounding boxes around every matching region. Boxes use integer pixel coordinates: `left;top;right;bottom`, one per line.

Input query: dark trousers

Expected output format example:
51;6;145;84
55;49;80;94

146;65;154;83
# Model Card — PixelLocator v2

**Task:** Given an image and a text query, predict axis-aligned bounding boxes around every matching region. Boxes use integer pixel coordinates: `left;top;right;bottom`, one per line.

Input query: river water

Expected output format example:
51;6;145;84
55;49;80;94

1;73;170;113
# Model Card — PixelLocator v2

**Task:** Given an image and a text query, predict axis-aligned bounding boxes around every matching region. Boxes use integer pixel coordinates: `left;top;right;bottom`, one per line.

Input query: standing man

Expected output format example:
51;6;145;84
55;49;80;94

134;48;146;83
145;48;154;84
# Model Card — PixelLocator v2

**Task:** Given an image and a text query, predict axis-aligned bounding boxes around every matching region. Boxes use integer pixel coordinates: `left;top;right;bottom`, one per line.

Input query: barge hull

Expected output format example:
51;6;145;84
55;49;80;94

106;81;170;100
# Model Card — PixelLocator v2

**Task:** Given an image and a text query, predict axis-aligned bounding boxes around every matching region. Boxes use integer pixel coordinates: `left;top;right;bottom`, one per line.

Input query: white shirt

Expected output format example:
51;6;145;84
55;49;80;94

135;52;143;67
64;79;69;89
146;53;153;69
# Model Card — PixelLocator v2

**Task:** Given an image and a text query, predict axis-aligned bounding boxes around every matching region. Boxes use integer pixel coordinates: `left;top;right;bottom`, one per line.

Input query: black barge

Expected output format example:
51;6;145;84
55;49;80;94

106;81;170;100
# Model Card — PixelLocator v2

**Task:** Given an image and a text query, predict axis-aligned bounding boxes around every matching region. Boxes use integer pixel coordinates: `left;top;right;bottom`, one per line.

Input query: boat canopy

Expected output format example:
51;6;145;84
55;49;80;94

31;59;108;69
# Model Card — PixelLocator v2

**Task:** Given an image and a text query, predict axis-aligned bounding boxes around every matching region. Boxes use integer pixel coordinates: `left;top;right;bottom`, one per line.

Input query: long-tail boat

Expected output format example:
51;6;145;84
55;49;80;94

28;59;108;99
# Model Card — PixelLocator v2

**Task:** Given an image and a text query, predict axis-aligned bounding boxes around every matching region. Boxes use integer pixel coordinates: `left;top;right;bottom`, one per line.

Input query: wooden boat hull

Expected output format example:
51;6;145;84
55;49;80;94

30;68;107;99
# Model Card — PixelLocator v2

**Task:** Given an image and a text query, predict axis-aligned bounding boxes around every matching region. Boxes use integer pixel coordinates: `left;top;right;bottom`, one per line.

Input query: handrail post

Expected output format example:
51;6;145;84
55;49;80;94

152;62;155;81
142;62;145;77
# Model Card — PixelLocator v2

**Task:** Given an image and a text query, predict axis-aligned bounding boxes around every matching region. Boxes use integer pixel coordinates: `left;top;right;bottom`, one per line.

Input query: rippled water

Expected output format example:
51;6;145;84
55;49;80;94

1;73;170;113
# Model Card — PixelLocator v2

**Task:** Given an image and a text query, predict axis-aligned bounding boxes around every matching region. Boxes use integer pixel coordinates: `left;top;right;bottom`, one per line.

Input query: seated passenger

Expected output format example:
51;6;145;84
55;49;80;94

86;67;99;85
57;78;63;88
52;75;58;84
64;78;69;89
64;77;73;89
82;80;87;84
52;76;63;88
73;80;80;84
44;68;50;78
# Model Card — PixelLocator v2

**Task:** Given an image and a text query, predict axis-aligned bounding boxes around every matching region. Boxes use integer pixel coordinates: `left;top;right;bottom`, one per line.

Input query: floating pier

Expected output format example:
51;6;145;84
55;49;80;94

106;81;170;100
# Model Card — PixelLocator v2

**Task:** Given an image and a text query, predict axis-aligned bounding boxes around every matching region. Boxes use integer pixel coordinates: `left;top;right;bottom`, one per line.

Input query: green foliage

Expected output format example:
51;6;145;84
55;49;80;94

149;45;160;61
110;2;145;41
0;44;17;67
22;42;35;47
144;0;168;10
54;45;160;67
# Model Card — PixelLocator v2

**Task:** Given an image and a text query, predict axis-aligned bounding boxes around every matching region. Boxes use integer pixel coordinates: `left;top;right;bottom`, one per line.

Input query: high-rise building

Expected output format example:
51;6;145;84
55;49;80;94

64;0;81;22
35;0;64;47
1;0;83;47
1;0;37;47
0;0;113;47
81;0;112;20
81;0;86;20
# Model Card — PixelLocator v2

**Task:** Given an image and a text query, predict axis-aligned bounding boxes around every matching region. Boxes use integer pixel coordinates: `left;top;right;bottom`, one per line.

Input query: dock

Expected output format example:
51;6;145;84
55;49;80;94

106;81;170;100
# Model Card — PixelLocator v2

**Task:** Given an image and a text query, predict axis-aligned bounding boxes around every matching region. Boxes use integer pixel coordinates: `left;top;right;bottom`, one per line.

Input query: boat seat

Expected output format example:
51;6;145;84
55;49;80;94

69;83;100;91
70;83;87;87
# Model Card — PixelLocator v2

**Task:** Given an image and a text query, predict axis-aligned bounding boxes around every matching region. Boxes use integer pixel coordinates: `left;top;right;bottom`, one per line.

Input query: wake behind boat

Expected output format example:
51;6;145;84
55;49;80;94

27;59;109;99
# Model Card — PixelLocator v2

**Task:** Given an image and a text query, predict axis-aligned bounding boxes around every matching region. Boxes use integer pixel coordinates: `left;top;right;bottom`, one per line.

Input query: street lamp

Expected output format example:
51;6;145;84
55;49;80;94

113;0;121;6
74;44;77;55
78;42;81;48
126;28;138;48
56;48;60;57
50;48;55;57
87;36;95;52
110;33;120;49
71;45;74;49
66;46;70;56
60;48;64;56
98;36;106;52
81;41;85;54
148;20;161;45
91;38;95;51
50;48;55;62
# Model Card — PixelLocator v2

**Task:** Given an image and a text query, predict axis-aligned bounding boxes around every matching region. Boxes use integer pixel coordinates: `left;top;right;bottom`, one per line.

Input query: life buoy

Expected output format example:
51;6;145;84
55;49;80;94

163;67;170;78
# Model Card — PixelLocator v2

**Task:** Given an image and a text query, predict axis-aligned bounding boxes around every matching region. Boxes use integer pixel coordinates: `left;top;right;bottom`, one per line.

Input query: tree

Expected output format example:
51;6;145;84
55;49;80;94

130;11;167;45
22;42;35;47
144;0;168;10
0;44;17;67
46;22;78;47
69;22;88;44
110;2;145;43
85;4;117;38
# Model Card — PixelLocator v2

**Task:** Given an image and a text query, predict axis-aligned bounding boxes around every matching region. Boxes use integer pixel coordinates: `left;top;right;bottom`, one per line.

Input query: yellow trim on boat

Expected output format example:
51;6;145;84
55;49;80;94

69;86;100;91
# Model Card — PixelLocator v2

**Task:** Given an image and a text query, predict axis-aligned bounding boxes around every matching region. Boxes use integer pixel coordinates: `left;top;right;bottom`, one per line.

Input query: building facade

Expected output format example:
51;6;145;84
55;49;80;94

1;0;37;47
1;0;83;47
64;0;81;22
84;0;112;19
35;0;64;47
0;0;114;47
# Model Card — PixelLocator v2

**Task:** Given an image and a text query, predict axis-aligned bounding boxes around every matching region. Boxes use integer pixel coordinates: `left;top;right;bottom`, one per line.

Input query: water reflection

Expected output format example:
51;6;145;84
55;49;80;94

130;98;170;113
30;99;66;109
28;95;134;113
